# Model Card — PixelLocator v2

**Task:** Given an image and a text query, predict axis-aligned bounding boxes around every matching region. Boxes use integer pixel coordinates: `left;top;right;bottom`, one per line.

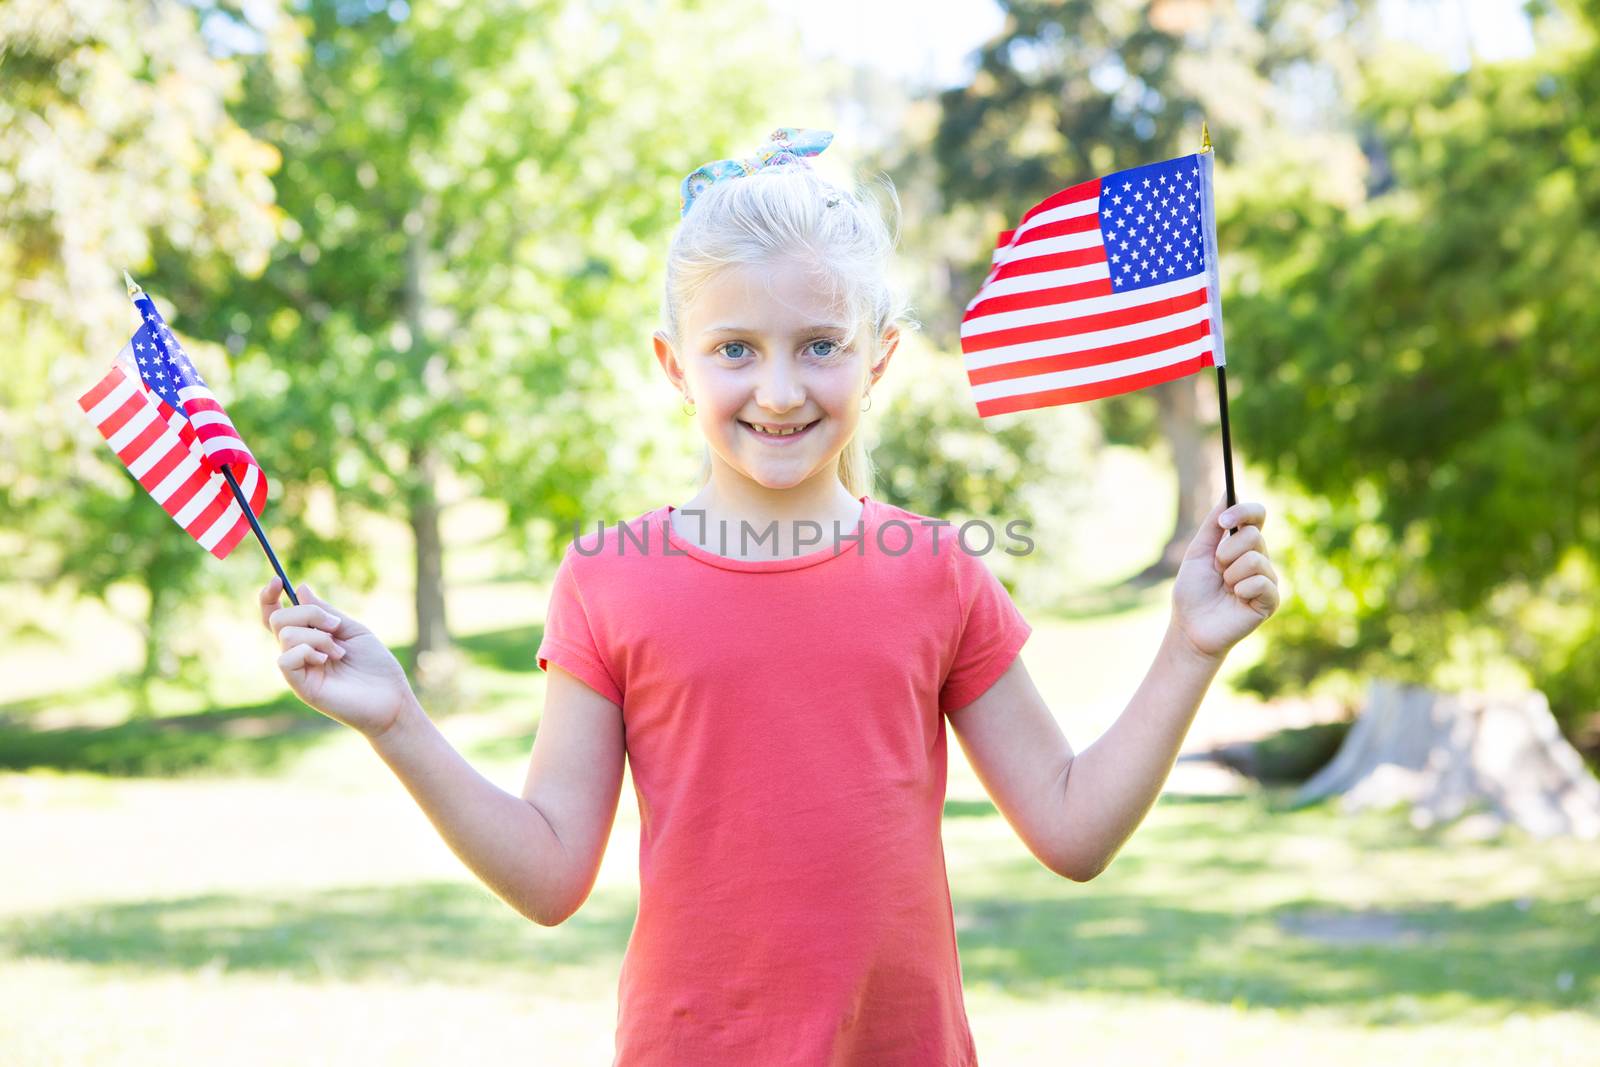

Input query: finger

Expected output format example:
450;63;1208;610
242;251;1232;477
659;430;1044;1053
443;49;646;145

259;576;284;631
1233;573;1278;610
279;642;329;674
1184;493;1231;563
269;604;345;638
1224;550;1275;590
1220;501;1267;533
293;583;350;638
1216;526;1266;569
277;625;345;659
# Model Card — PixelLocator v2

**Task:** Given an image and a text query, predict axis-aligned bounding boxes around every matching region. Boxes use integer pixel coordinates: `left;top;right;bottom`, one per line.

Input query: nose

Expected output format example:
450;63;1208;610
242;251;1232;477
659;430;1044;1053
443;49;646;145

754;356;806;415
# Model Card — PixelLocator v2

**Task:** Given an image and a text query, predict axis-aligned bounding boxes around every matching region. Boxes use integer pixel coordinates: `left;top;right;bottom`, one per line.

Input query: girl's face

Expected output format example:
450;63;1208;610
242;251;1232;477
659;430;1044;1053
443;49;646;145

655;256;898;493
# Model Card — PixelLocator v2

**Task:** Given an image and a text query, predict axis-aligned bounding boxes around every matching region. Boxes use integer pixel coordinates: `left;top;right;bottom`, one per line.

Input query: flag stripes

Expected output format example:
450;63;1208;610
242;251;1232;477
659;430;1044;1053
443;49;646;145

78;364;266;559
961;153;1224;418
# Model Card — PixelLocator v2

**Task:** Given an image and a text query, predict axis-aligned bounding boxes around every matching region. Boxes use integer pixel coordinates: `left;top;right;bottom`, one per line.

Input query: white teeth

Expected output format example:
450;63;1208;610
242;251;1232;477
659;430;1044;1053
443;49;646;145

748;422;811;436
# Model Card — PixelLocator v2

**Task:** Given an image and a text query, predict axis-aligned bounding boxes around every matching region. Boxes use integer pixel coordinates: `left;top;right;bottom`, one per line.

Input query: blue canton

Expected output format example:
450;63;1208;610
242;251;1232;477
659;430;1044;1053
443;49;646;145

130;296;207;416
1097;154;1207;293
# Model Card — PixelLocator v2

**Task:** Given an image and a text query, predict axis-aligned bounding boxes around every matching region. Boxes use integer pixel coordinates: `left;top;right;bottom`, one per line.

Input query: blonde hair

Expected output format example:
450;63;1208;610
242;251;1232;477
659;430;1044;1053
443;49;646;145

660;164;915;498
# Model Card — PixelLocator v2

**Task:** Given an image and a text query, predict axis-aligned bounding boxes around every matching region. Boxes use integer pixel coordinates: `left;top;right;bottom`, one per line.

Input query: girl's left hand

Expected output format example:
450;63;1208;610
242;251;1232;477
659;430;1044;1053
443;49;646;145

1170;495;1281;661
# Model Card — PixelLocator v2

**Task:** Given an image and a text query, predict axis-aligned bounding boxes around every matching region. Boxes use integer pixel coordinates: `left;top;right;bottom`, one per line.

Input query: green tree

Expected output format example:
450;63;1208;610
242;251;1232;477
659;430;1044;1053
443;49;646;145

175;0;809;694
1224;2;1600;733
0;0;287;709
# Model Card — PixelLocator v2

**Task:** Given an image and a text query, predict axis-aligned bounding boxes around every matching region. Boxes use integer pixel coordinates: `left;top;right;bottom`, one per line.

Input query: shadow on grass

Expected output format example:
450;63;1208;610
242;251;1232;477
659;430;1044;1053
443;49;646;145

0;881;636;987
952;871;1599;1020
0;693;337;777
945;798;998;819
1048;580;1167;621
450;623;546;675
0;619;555;777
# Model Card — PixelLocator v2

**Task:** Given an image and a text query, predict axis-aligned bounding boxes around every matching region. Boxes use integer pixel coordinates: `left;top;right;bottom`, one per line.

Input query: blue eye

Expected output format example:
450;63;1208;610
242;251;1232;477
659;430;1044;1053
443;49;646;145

717;342;750;361
808;339;842;358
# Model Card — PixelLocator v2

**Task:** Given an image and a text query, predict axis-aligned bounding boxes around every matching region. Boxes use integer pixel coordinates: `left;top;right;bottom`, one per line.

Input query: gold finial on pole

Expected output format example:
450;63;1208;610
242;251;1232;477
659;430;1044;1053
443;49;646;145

1200;121;1212;154
123;270;144;300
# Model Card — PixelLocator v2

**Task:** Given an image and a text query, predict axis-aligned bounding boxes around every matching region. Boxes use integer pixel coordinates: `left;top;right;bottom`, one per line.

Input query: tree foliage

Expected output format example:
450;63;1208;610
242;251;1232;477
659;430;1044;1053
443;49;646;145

187;0;808;668
0;0;286;703
2;0;812;694
1225;4;1600;728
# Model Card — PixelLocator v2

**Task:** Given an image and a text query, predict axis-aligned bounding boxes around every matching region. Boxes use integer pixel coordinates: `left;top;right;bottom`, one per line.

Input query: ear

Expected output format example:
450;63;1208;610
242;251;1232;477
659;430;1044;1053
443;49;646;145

868;324;901;388
653;331;687;394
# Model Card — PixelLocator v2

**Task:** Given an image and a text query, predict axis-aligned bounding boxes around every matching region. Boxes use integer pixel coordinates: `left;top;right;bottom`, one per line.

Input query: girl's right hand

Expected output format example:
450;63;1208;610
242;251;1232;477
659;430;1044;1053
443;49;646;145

259;577;416;740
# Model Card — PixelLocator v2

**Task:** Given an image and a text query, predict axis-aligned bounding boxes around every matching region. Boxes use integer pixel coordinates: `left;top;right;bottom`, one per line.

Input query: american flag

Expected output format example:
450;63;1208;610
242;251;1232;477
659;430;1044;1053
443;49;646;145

961;151;1227;418
77;293;268;559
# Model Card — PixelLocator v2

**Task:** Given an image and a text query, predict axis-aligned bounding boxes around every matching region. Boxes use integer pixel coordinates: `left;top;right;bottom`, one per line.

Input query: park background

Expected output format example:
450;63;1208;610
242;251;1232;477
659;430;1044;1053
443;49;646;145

2;0;1597;1062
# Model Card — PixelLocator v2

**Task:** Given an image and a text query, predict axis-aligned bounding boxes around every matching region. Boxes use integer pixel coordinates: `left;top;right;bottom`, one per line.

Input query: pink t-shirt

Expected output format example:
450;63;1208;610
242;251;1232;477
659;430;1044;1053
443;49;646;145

535;493;1032;1066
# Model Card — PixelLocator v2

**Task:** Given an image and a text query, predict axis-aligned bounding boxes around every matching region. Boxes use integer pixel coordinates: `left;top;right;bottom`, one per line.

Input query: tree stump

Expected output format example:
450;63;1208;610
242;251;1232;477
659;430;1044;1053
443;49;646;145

1294;680;1600;840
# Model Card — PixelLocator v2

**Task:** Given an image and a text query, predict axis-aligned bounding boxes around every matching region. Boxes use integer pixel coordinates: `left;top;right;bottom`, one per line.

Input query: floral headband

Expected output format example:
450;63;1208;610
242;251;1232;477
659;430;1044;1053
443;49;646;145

679;127;834;217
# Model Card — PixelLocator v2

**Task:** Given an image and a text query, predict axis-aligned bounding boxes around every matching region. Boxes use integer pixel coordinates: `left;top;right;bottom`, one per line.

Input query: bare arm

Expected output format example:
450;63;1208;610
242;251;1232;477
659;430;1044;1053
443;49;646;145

262;579;625;926
947;497;1278;881
947;634;1219;882
366;666;625;927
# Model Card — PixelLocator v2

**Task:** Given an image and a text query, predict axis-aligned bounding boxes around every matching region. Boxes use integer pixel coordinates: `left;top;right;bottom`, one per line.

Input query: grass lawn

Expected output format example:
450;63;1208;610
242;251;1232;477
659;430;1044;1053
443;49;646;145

3;459;1597;1064
4;614;1596;1064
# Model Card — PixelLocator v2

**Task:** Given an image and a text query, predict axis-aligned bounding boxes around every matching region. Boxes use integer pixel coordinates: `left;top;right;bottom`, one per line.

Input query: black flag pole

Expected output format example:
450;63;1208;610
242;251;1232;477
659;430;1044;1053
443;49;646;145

123;270;300;606
1198;125;1240;537
221;464;299;606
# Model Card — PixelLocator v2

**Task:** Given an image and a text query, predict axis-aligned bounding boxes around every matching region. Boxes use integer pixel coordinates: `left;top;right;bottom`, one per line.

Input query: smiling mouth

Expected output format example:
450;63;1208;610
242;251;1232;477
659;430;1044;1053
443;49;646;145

740;419;820;439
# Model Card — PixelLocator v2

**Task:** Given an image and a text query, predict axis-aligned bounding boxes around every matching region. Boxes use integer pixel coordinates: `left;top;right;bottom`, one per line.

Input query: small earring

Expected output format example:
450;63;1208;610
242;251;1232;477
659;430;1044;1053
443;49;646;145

682;395;696;416
860;392;873;412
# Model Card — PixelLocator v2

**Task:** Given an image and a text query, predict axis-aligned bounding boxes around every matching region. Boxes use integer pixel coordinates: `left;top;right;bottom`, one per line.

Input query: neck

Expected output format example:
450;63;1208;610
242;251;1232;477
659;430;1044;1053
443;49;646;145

677;463;863;556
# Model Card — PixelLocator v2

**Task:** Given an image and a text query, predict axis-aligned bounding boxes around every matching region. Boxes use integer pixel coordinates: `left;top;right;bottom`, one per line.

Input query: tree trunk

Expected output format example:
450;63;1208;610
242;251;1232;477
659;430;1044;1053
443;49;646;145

409;439;451;667
1295;680;1600;840
134;581;173;718
1134;373;1219;584
402;218;464;710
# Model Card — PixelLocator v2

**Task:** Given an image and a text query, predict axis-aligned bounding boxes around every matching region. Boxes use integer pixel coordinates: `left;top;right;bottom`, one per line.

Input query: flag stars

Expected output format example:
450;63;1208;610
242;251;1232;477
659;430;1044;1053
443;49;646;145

1098;157;1211;291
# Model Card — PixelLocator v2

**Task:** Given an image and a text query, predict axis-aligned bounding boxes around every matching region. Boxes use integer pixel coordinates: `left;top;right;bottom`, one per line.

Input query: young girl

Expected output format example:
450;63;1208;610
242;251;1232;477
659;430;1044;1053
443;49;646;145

259;127;1280;1066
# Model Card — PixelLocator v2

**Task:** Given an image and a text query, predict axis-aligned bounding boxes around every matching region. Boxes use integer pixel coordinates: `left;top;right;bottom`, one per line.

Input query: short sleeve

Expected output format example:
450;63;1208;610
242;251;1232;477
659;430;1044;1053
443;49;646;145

535;548;625;706
939;549;1033;714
